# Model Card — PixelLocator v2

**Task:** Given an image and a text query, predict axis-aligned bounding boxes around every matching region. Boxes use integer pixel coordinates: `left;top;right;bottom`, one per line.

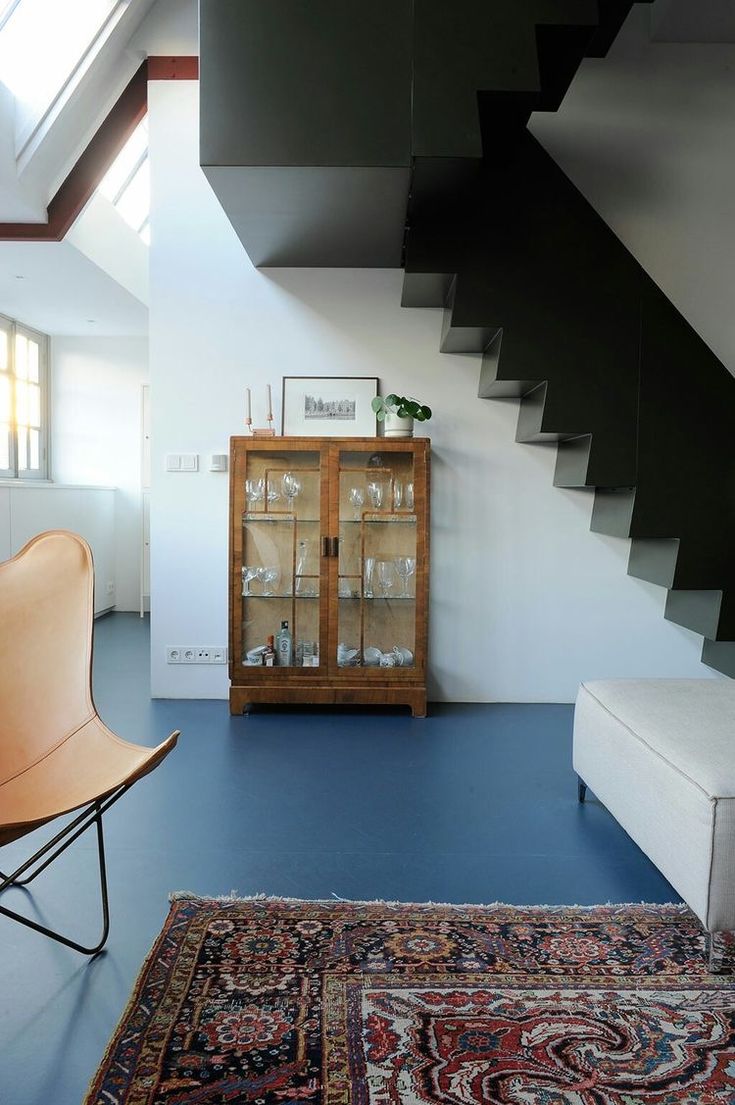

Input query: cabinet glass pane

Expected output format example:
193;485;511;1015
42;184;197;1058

337;450;417;669
239;449;322;668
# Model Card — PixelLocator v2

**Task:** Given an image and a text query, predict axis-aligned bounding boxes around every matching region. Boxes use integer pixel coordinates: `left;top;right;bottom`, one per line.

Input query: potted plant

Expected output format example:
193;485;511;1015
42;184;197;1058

371;394;432;438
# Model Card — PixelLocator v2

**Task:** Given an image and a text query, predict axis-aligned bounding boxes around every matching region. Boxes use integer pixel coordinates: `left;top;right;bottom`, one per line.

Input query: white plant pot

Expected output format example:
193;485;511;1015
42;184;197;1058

384;412;414;438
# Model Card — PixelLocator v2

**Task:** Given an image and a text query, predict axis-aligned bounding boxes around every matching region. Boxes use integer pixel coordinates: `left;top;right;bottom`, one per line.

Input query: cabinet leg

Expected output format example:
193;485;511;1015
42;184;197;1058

410;693;427;718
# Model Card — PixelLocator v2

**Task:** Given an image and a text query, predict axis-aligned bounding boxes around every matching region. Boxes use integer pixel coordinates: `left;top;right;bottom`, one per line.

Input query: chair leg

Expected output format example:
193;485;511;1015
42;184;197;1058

0;801;111;955
577;776;587;803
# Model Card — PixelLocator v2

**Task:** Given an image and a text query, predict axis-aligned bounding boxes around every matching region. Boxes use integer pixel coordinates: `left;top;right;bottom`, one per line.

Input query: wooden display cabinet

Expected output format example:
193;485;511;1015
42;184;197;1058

229;437;430;716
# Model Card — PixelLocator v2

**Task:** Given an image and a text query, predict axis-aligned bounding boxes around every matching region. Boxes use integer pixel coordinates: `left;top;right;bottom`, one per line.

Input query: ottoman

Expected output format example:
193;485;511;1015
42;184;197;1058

573;679;735;940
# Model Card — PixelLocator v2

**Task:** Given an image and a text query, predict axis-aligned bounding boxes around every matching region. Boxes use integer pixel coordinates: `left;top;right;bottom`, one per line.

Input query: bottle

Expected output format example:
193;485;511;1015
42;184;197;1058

276;620;293;666
263;635;275;667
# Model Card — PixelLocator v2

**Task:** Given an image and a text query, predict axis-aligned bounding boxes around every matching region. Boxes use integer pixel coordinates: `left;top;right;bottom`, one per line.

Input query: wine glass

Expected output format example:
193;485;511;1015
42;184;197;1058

258;565;280;596
348;487;365;520
282;471;302;510
265;484;280;506
245;478;264;506
394;556;416;598
363;556;375;599
393;481;403;510
367;480;384;510
404;482;415;511
241;565;258;596
377;559;395;598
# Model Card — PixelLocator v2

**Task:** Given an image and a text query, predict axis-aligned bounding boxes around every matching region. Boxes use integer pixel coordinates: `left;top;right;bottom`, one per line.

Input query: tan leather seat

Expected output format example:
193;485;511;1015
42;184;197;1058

0;530;178;950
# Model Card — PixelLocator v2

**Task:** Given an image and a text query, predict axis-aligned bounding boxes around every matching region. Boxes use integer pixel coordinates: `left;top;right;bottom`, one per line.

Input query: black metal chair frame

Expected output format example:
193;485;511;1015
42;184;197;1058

0;784;129;955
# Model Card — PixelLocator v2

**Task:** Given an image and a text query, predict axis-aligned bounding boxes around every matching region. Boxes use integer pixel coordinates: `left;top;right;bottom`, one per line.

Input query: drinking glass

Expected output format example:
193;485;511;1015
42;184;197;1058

348;487;365;520
367;480;384;510
265;484;280;506
394;556;416;598
245;478;264;506
258;565;280;596
377;559;395;598
363;556;375;599
404;482;415;511
393;481;403;510
241;565;258;596
282;471;302;510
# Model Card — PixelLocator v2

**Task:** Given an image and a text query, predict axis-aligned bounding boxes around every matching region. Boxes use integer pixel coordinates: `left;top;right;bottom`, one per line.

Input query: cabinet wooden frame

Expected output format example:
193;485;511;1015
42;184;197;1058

229;436;430;717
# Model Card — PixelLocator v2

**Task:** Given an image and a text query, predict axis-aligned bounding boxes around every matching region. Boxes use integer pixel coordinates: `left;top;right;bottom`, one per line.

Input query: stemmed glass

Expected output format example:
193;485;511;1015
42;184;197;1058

394;556;416;598
348;487;365;521
282;471;302;510
241;565;258;596
377;560;395;598
393;481;403;510
367;480;384;510
258;566;281;596
404;482;415;511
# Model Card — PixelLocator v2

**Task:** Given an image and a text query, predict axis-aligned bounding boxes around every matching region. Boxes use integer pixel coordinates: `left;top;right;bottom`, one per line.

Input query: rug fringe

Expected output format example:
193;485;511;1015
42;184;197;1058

168;891;691;914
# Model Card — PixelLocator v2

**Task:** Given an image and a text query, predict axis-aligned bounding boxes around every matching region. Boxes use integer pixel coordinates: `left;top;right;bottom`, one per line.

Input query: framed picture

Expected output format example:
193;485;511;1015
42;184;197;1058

281;376;379;437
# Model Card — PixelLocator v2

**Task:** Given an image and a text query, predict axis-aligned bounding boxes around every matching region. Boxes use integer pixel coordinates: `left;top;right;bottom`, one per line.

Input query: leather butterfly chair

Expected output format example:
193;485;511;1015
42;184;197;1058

0;531;178;954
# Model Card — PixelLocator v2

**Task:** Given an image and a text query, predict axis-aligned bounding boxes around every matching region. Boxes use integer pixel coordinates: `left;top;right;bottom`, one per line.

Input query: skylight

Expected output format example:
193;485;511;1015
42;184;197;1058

98;116;150;242
0;0;123;156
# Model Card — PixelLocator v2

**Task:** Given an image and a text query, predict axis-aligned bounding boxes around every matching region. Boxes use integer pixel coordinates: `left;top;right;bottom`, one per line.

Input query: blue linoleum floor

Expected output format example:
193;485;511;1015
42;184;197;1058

0;613;679;1105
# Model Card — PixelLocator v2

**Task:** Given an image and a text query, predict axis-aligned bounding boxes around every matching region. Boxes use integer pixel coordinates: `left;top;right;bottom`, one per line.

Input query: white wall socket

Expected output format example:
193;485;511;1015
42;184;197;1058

167;646;228;664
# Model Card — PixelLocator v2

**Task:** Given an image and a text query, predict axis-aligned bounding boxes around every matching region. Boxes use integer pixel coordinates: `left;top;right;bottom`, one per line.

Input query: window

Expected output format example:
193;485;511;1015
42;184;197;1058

0;315;48;479
0;0;124;159
98;115;150;242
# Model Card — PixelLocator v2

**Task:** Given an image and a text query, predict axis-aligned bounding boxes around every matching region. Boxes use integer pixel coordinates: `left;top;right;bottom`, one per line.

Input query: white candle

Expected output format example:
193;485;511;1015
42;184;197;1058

245;387;251;422
266;384;273;420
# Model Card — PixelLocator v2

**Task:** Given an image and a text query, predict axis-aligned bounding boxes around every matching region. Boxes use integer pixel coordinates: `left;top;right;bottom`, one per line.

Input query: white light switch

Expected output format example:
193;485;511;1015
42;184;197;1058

165;454;181;471
210;453;228;472
180;453;199;472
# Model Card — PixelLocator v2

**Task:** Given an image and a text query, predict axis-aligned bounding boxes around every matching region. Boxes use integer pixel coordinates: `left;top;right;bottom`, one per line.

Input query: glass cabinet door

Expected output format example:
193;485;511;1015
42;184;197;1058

238;448;325;670
335;447;419;673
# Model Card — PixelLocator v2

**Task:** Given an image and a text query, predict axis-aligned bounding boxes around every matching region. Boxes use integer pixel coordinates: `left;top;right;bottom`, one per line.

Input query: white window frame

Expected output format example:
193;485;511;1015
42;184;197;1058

0;313;49;480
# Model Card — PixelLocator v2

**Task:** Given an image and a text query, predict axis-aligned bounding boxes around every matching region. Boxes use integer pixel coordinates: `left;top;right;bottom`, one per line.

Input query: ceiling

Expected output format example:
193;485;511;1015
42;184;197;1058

0;239;148;335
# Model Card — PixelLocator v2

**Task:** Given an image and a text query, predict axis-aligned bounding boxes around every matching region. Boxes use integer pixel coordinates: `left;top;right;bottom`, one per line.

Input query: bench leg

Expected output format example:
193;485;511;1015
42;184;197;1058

705;931;731;974
577;776;587;803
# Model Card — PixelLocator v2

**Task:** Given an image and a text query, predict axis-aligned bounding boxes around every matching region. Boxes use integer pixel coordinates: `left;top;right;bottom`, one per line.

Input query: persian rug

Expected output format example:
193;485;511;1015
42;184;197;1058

85;897;735;1105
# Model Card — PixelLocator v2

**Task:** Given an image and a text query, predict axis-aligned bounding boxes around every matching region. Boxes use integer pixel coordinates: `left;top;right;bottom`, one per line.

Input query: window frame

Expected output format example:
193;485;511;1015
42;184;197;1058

0;312;49;481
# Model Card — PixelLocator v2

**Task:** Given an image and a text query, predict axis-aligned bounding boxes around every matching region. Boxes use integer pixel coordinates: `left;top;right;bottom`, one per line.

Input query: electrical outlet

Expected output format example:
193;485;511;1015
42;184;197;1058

106;581;115;595
167;646;228;664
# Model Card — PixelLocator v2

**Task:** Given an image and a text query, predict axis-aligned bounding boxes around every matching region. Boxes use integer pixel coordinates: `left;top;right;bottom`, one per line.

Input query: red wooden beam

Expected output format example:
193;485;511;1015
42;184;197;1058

0;56;198;242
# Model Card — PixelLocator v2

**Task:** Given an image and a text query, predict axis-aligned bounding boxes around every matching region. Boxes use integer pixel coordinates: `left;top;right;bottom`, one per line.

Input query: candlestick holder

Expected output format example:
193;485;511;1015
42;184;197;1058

244;415;276;437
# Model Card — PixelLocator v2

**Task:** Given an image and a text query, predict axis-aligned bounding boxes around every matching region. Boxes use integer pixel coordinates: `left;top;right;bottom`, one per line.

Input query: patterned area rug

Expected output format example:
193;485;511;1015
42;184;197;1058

85;897;735;1105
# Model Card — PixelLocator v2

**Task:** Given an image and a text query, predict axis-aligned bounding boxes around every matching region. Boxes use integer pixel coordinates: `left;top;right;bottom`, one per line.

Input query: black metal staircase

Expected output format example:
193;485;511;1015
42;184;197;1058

200;0;735;676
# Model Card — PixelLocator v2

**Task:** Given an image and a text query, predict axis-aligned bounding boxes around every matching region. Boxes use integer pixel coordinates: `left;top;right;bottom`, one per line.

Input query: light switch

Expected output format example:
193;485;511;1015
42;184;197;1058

179;454;199;472
210;454;228;472
165;454;181;471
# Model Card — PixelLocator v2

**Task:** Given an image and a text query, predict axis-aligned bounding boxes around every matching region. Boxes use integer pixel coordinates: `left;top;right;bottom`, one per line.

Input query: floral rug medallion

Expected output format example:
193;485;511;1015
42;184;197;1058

85;898;735;1105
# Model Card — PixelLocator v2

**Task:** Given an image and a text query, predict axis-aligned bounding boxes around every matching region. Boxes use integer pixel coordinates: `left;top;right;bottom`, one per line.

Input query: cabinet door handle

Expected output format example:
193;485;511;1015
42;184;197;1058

330;536;340;558
321;536;330;558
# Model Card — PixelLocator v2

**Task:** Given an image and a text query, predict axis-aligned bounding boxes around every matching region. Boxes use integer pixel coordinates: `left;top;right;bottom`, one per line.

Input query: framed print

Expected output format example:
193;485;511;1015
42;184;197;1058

281;376;379;437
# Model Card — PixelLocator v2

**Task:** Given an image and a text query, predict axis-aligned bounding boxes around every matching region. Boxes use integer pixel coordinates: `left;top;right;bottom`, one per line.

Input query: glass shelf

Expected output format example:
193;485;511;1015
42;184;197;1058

242;594;319;600
341;516;416;525
243;514;320;524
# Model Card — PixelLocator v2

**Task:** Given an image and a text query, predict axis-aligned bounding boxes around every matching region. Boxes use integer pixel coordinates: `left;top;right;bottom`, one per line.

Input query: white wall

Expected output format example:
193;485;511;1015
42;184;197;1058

530;34;735;377
148;81;711;702
0;483;116;615
51;335;148;610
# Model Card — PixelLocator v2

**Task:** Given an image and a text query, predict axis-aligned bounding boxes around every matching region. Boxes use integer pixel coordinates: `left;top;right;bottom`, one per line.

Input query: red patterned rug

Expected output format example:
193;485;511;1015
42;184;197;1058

85;897;735;1105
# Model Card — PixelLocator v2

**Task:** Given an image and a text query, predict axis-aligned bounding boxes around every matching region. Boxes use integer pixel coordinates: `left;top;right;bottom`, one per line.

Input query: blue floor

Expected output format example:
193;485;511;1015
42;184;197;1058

0;613;679;1105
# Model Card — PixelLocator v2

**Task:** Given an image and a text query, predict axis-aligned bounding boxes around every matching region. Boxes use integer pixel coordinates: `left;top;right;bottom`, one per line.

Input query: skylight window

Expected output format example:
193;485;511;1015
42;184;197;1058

98;116;150;242
0;0;123;157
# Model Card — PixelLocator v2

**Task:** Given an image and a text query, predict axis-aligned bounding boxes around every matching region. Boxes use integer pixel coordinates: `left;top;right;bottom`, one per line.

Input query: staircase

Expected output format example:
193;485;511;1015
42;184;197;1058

403;86;735;679
199;0;735;676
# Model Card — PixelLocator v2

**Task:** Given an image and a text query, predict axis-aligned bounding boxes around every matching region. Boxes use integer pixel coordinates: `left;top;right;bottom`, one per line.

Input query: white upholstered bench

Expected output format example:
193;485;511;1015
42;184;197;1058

573;678;735;965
